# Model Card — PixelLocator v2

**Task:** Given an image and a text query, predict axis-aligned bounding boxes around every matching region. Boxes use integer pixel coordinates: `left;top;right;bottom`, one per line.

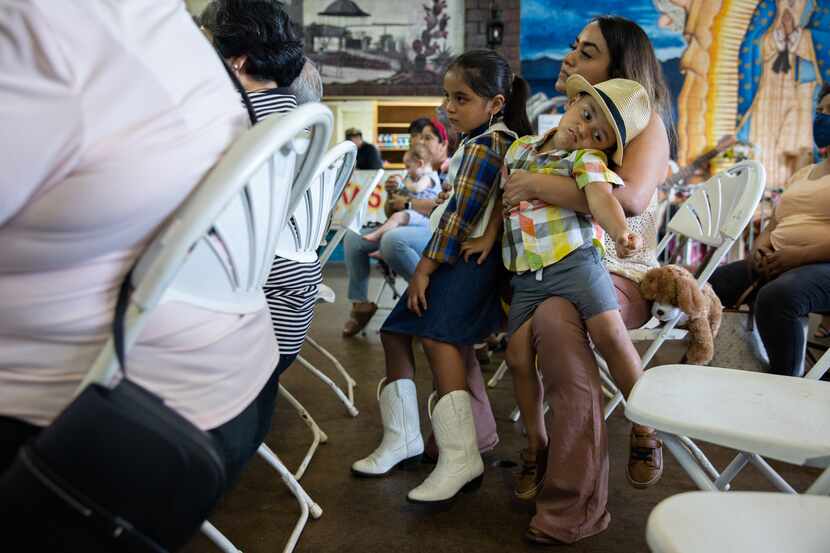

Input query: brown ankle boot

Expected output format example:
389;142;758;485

627;425;663;489
515;447;547;500
342;302;377;337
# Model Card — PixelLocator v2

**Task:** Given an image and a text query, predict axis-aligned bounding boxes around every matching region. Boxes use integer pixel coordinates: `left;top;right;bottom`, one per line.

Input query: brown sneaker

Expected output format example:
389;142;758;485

342;302;377;337
627;425;663;489
515;447;547;500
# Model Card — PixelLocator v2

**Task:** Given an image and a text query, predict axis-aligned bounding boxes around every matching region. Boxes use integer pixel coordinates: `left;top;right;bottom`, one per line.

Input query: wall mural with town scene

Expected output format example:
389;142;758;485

300;0;464;93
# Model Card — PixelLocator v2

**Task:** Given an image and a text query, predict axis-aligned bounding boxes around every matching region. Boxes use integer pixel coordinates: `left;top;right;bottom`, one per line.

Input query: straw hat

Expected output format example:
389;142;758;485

565;74;651;166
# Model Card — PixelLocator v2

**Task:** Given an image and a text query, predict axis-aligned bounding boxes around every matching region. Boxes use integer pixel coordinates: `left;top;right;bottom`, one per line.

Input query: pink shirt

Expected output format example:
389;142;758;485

0;1;278;430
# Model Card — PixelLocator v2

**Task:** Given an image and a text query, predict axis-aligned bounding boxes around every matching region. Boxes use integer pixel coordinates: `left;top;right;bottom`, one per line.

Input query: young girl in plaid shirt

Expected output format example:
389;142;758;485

499;76;652;500
352;50;532;503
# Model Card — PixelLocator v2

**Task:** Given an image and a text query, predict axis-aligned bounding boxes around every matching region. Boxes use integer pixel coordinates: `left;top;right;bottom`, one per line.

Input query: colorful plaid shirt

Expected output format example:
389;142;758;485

502;130;624;273
425;124;515;264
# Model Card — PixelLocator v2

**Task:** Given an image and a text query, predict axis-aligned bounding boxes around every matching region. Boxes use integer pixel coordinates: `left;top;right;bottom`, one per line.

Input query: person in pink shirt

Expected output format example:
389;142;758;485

0;0;278;488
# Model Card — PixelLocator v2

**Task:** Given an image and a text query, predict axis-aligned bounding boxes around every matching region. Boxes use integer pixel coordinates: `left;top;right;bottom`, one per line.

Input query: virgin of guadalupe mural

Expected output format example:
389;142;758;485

736;0;827;187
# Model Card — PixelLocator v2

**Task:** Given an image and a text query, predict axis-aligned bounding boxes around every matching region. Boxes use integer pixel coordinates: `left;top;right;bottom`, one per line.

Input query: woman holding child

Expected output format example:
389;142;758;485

500;16;673;544
352;15;672;543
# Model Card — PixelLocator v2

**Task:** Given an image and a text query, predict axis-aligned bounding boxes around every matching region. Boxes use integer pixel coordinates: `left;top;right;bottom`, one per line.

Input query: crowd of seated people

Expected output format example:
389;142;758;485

1;0;827;550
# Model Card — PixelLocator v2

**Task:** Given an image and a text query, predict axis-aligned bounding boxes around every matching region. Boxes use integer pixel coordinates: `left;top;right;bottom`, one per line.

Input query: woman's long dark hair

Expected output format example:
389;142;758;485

593;15;677;150
447;50;533;137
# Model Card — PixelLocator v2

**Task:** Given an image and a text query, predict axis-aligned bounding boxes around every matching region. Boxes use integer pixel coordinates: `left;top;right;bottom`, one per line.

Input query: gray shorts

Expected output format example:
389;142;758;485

507;245;619;336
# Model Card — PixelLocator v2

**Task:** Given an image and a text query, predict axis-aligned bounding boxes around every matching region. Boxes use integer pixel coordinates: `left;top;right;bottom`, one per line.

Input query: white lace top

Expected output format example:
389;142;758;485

602;190;660;283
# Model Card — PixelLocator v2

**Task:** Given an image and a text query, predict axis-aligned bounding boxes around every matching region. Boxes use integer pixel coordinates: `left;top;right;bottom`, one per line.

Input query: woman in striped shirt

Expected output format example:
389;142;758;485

207;0;318;454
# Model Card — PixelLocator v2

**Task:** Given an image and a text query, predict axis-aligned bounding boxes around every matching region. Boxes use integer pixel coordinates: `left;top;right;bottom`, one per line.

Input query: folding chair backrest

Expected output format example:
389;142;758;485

81;104;334;388
659;161;765;279
275;140;357;263
318;168;385;267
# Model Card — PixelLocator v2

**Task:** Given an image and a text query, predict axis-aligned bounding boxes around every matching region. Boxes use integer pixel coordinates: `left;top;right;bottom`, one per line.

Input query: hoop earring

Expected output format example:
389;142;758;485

488;112;494;128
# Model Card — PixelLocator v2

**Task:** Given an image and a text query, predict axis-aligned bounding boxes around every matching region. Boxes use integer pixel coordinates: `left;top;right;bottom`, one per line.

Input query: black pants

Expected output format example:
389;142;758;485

0;354;298;488
710;260;830;376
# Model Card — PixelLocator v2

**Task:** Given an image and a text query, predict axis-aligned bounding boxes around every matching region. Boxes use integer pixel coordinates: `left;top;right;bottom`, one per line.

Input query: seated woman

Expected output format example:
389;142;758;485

341;117;451;337
0;0;274;492
710;82;830;378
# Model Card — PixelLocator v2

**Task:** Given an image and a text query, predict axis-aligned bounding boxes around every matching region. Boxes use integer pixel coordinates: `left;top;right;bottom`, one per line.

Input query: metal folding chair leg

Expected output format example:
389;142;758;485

256;444;323;553
295;354;359;417
372;278;388;306
304;336;357;411
487;360;509;388
595;355;625;420
201;521;242;553
278;385;329;480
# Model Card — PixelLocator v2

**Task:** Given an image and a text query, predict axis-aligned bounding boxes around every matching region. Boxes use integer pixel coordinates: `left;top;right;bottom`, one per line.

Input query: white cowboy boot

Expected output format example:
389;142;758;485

352;379;424;476
407;390;484;503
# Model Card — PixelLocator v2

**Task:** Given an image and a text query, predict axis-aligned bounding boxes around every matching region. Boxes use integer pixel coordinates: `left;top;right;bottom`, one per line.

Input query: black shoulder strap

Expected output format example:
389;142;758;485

112;268;134;377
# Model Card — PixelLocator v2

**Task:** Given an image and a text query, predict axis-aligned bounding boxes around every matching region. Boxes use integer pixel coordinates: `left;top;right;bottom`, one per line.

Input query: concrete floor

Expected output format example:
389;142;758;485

183;266;821;553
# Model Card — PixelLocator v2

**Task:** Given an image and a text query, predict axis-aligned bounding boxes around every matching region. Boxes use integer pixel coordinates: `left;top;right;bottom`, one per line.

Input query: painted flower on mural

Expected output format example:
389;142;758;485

412;0;450;64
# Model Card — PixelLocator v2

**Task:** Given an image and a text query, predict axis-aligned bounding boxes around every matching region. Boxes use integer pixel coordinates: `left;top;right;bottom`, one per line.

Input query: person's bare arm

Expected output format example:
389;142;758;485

502;170;590;212
410;197;437;216
611;113;670;216
584;182;642;256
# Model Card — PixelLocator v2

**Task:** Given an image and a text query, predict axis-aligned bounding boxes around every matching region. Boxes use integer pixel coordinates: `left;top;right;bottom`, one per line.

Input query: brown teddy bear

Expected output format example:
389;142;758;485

639;264;723;365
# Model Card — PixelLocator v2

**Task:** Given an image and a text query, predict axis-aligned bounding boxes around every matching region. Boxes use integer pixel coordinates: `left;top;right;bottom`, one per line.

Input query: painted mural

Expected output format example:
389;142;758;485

302;0;464;89
521;0;830;187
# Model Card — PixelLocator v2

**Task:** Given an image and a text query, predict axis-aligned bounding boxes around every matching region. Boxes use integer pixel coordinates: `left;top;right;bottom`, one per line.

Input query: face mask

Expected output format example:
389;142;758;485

814;112;830;149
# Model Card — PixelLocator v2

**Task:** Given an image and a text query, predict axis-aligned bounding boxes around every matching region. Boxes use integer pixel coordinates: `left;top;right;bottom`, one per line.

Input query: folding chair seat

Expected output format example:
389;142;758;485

79;104;333;553
646;491;830;553
626;350;830;495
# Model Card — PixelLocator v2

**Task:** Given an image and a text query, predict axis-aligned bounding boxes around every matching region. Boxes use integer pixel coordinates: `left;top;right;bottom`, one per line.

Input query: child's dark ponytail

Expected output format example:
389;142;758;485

504;75;532;137
447;49;533;137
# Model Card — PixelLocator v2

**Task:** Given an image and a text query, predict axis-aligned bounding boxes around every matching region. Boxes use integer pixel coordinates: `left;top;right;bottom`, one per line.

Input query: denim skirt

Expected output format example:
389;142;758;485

381;251;505;345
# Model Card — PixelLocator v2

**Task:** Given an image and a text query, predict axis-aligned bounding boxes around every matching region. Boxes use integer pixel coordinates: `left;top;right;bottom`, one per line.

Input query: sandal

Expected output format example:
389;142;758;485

342;302;377;337
814;323;830;339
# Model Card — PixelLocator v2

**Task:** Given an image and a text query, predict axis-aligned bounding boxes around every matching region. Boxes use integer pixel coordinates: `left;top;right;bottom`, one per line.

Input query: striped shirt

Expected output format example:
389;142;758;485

248;87;298;119
502;130;624;273
425;122;515;264
246;89;322;357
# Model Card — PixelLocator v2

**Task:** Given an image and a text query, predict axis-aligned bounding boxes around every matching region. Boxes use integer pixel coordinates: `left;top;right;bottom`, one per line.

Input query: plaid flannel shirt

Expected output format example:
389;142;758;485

502;131;624;273
425;125;515;264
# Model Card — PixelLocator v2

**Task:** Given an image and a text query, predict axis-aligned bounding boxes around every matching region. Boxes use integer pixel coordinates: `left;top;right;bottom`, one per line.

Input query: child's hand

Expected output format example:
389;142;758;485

384;175;403;192
407;271;430;316
615;230;643;258
461;234;497;265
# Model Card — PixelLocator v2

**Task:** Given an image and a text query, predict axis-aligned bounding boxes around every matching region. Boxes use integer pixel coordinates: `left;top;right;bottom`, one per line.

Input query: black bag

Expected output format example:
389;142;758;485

0;272;226;552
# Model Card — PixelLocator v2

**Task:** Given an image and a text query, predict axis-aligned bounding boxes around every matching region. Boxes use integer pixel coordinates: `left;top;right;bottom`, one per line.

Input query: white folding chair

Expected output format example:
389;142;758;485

646;491;830;553
625;347;830;497
296;168;384;418
267;140;358;480
87;104;333;553
597;160;765;420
